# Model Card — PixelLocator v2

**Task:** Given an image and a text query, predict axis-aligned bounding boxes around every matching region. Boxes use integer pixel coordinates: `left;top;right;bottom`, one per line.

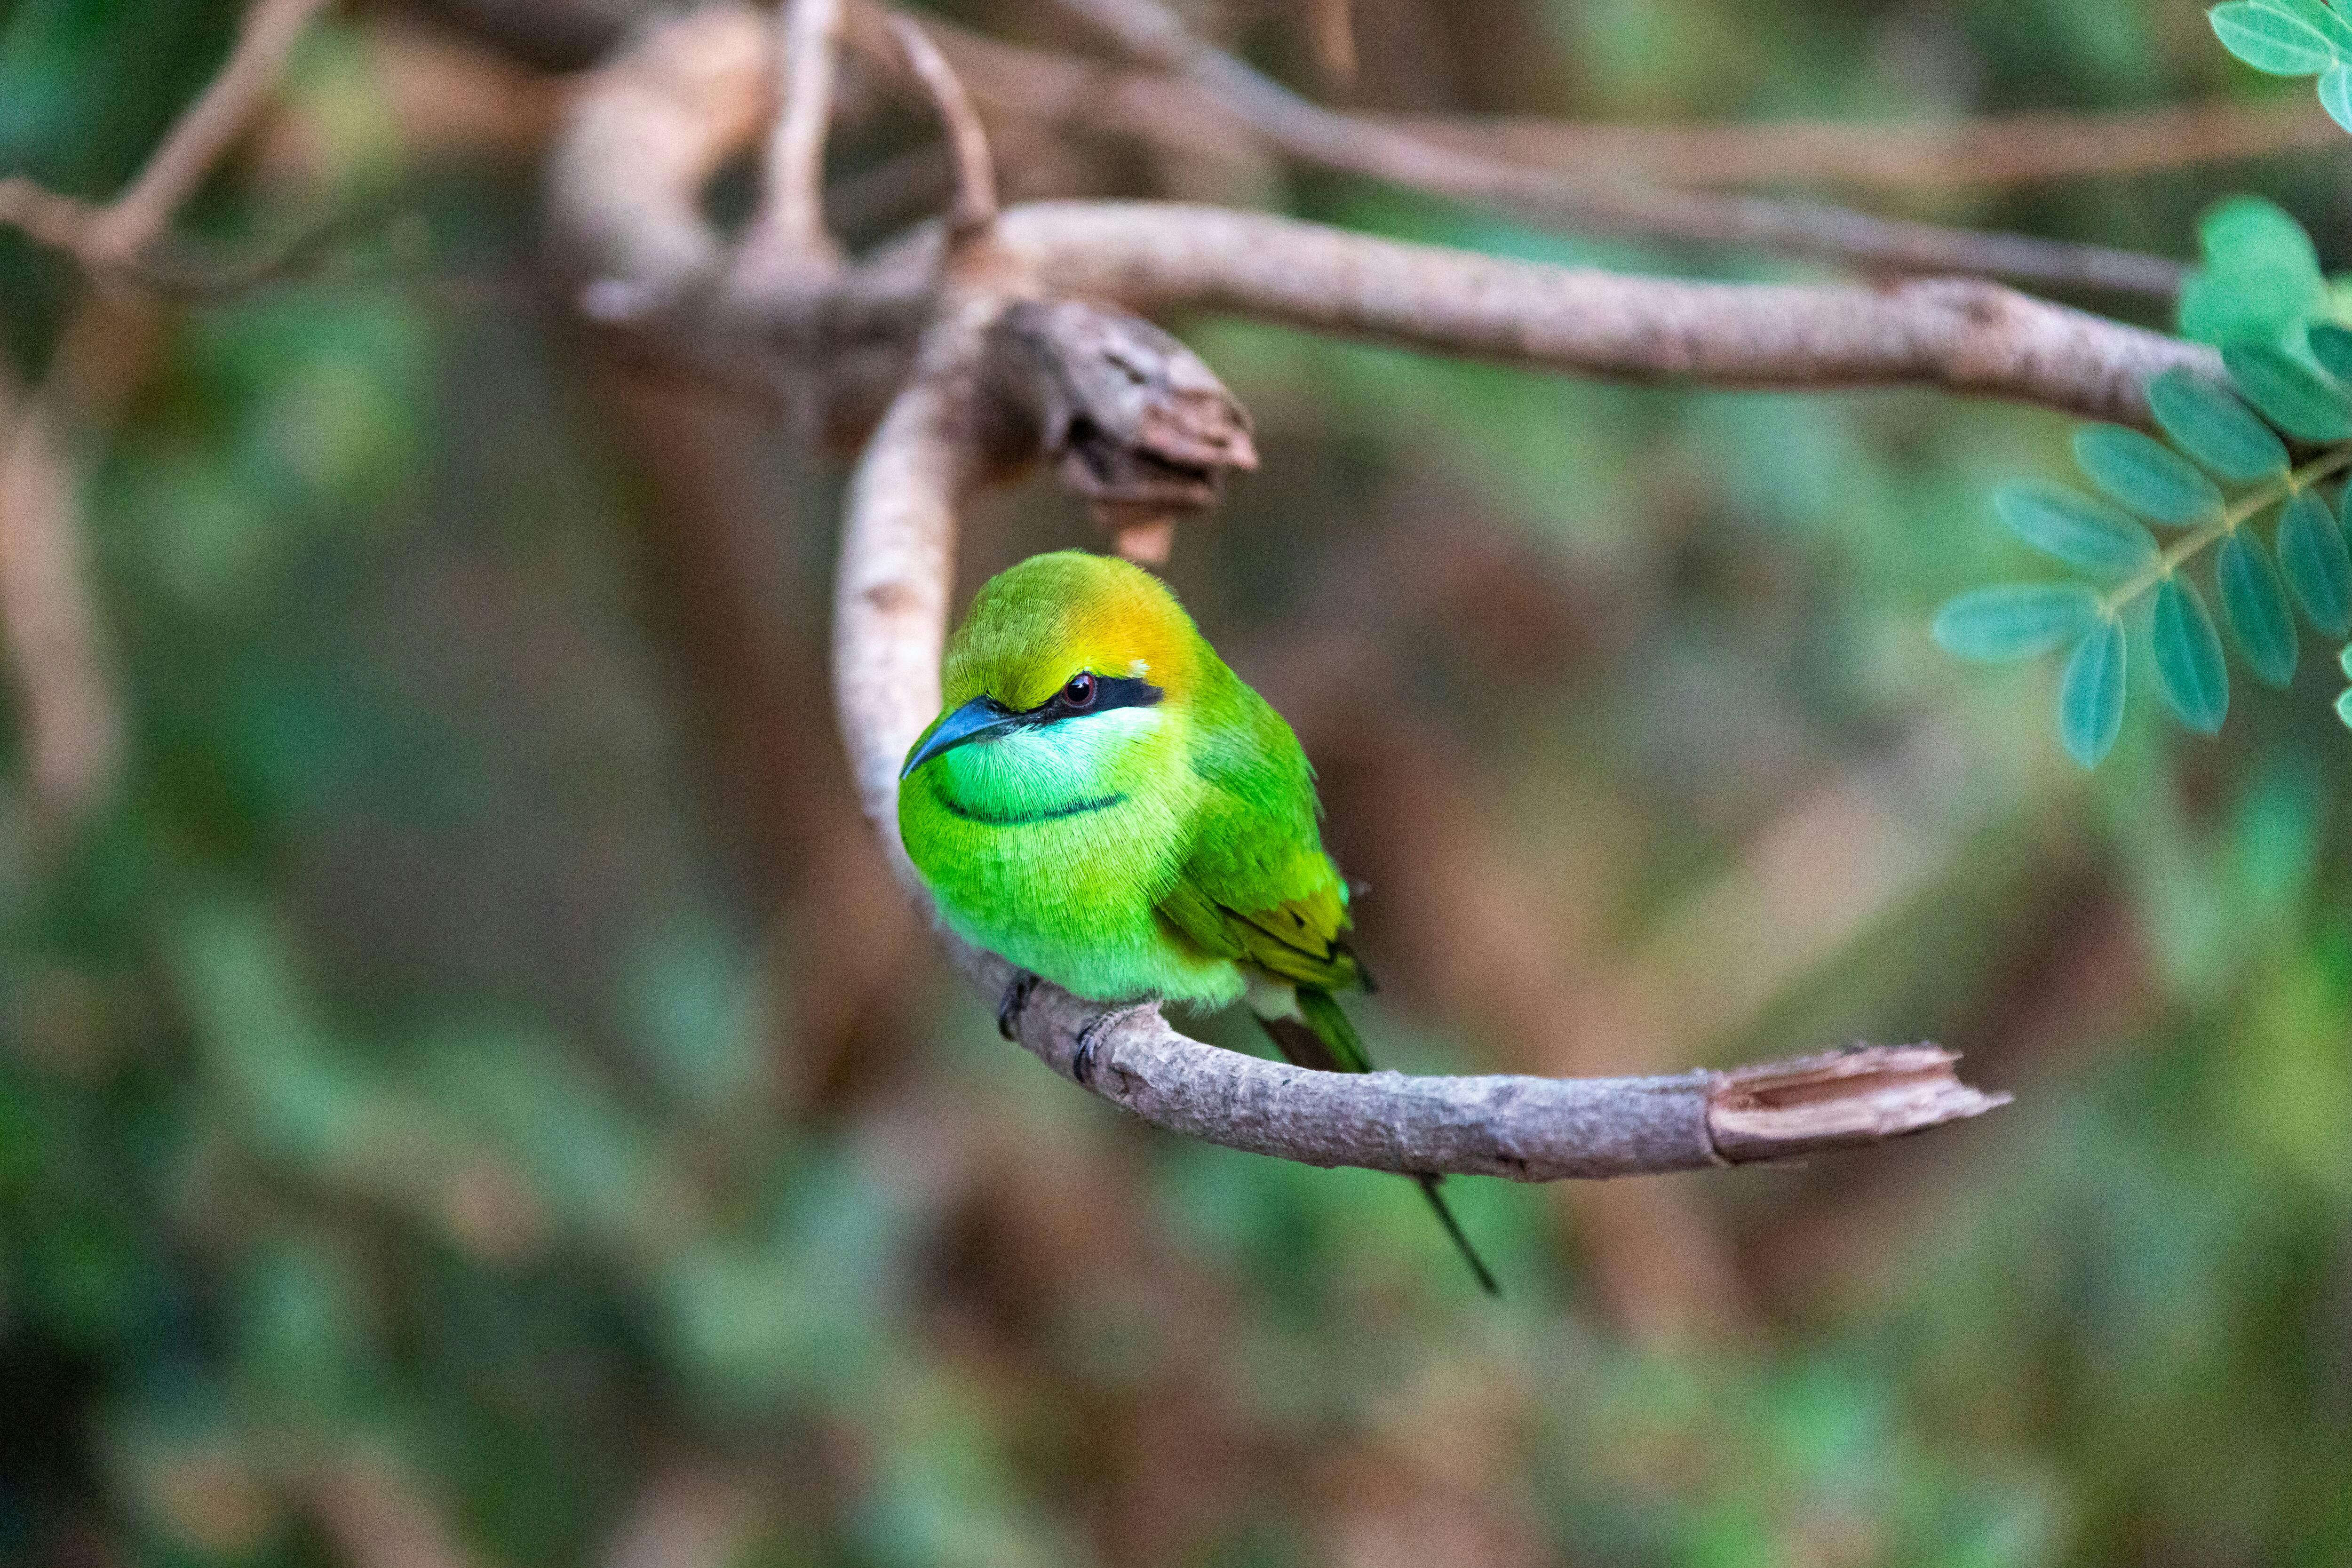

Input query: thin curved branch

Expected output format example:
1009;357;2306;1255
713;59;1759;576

885;15;999;240
829;306;2008;1178
1048;0;2188;298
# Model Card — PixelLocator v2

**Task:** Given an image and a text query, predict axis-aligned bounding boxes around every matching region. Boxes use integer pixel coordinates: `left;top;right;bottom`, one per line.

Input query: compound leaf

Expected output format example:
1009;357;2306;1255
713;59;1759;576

2310;322;2352;381
2181;198;2328;347
2326;61;2352;129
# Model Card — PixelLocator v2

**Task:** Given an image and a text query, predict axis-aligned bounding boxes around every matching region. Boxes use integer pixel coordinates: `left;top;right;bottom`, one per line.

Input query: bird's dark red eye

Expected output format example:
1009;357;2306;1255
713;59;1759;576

1062;672;1097;708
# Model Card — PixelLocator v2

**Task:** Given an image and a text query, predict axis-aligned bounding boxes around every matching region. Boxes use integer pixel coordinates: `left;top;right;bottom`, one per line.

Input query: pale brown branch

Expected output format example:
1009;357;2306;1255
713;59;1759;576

884;14;999;240
0;361;122;823
829;306;2007;1179
556;3;774;319
1049;0;2188;296
986;203;2212;422
0;179;102;257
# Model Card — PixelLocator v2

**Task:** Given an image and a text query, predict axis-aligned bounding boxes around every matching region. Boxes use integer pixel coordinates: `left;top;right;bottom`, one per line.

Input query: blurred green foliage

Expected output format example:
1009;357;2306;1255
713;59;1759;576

3;0;2352;1566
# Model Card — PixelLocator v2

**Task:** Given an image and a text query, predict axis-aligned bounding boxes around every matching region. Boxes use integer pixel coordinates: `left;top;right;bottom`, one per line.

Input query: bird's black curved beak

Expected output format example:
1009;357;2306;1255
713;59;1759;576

900;696;1021;780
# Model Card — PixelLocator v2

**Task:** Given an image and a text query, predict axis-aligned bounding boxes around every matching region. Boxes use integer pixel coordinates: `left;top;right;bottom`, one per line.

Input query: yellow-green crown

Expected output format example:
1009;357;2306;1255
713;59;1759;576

944;551;1202;712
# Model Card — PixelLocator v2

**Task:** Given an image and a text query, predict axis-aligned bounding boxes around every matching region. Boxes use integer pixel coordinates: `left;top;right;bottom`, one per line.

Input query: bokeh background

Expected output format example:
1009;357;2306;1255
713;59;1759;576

3;0;2351;1563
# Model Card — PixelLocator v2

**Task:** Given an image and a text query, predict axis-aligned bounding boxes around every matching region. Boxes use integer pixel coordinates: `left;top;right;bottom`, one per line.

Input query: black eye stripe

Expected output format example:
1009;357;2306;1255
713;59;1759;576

1025;674;1162;723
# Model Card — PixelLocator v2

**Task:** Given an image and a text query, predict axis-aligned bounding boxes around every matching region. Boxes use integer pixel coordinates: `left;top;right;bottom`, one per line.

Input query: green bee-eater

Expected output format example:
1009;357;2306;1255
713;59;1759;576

898;550;1496;1294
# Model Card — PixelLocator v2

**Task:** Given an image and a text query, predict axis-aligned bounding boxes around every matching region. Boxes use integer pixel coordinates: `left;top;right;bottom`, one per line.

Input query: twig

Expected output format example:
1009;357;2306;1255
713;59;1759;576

556;3;775;319
85;0;336;262
1304;0;1357;88
1048;0;2188;296
0;0;335;272
884;15;999;241
829;307;2007;1178
306;1455;485;1568
1391;98;2346;193
734;0;844;287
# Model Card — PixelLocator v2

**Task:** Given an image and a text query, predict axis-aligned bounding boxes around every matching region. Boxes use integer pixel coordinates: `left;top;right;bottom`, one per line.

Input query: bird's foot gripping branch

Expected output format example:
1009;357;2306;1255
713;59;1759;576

549;0;2034;1187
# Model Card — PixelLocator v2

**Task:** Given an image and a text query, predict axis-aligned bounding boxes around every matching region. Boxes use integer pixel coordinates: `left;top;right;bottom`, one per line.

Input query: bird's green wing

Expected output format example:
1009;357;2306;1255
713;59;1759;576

1152;667;1363;992
1156;874;1360;991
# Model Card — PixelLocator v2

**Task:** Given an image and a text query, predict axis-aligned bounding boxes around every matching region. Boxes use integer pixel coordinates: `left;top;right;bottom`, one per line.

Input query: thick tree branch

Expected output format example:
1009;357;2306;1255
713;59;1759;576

1048;0;2188;297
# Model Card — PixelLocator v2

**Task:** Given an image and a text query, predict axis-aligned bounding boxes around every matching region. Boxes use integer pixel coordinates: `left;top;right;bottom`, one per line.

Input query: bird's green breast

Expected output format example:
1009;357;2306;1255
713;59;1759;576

897;706;1245;1005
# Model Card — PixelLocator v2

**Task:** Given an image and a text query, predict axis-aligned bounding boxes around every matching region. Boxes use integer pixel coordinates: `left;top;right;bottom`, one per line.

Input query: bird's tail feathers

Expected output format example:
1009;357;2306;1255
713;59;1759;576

1415;1175;1500;1297
1250;982;1499;1296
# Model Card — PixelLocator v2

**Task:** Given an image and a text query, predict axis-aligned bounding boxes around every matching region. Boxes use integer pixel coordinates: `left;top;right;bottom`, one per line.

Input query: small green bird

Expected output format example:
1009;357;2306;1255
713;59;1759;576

898;549;1496;1294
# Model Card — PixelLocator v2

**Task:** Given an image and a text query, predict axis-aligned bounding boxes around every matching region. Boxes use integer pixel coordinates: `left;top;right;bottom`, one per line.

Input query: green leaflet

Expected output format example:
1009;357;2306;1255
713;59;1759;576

2151;577;2231;733
2072;424;2224;524
2310;323;2352;382
2180;198;2330;348
2278;0;2352;51
2215;531;2299;685
1993;482;2162;580
2223;344;2352;441
2277;487;2352;634
2146;369;2289;483
2337;686;2352;727
2058;619;2128;768
2210;1;2343;73
2325;61;2352;129
1933;584;2104;661
2341;642;2352;678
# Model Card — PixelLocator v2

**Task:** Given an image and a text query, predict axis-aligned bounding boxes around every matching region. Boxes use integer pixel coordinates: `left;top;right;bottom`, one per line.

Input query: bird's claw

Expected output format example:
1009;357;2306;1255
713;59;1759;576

1071;1010;1113;1086
996;971;1039;1041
